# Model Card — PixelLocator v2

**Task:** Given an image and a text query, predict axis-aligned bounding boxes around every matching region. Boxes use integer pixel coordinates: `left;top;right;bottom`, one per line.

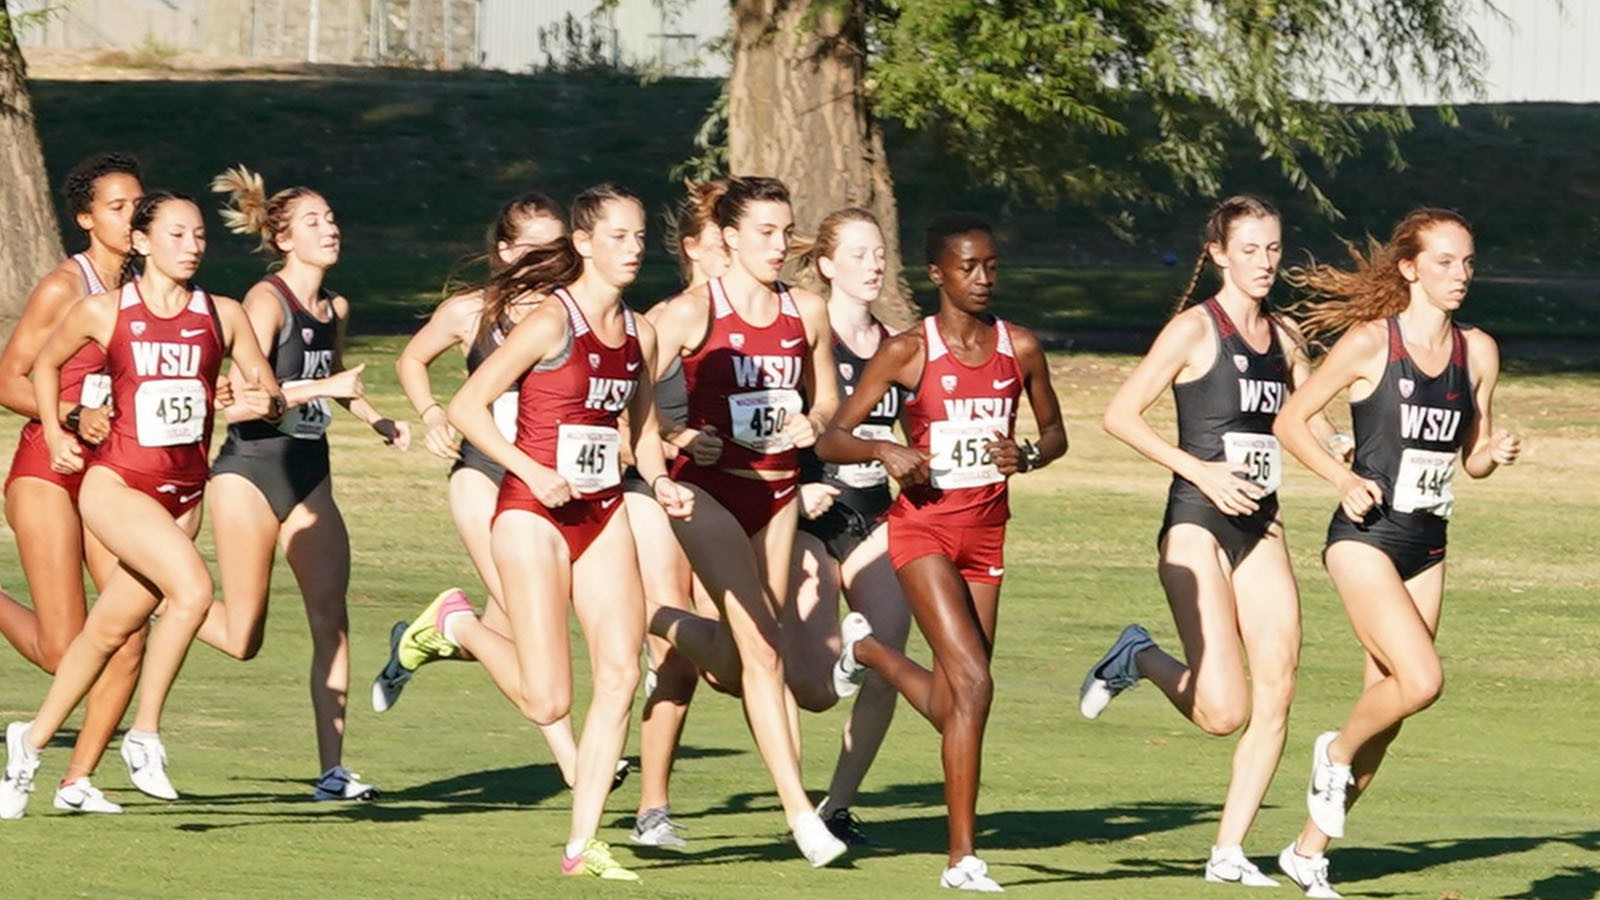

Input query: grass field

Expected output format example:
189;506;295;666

1;341;1595;899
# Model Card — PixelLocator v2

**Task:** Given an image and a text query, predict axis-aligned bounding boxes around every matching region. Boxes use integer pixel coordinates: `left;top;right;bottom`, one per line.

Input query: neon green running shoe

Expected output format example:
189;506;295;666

396;588;469;671
561;839;640;882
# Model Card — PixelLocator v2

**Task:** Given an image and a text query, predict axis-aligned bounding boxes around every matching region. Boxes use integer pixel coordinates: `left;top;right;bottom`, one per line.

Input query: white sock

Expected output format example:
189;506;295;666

126;728;159;743
441;610;471;645
1212;844;1243;860
565;838;587;859
18;724;40;759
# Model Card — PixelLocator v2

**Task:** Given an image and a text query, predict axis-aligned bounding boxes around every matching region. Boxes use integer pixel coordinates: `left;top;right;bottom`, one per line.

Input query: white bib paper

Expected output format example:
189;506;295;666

556;424;621;495
1223;431;1282;494
834;423;895;489
134;379;206;447
728;388;804;453
277;379;332;440
928;418;1006;490
1392;447;1456;517
80;373;111;409
492;391;519;443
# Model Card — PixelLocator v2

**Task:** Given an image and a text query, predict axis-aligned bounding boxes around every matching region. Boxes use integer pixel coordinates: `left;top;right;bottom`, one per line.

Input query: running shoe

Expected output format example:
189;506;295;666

120;731;178;800
833;611;873;700
1305;731;1352;839
1204;845;1279;886
821;805;872;846
53;777;123;814
396;588;469;671
630;805;689;847
370;620;413;713
793;810;848;867
561;838;640;881
313;765;379;802
1078;624;1154;719
1;721;41;820
940;855;1004;892
611;758;631;794
1278;843;1342;898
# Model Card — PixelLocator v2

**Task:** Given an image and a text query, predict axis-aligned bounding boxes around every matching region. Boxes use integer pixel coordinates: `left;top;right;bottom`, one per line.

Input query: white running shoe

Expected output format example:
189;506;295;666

940;855;1004;892
1204;846;1280;887
370;620;413;713
53;777;123;814
630;805;689;847
1277;844;1342;898
793;810;848;867
120;732;178;801
1079;624;1154;719
1305;731;1352;839
833;612;873;700
2;721;42;820
313;765;380;802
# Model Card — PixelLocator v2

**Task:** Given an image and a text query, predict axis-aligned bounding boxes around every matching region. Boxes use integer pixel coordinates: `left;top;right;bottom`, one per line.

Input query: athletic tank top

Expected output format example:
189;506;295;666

894;316;1023;526
509;288;642;500
681;278;808;472
1350;318;1474;518
58;253;112;410
230;275;338;443
800;324;904;495
466;307;522;443
1170;298;1290;502
97;282;222;480
656;357;689;427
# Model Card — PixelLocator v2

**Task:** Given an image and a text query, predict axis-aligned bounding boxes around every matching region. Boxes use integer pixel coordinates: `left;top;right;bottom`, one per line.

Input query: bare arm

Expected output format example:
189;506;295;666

794;288;840;435
998;326;1066;472
397;292;479;458
815;332;930;485
1275;315;1349;460
1274;322;1387;520
625;318;692;517
1;268;88;420
216;297;285;407
331;295;406;447
31;294;117;473
1460;329;1519;478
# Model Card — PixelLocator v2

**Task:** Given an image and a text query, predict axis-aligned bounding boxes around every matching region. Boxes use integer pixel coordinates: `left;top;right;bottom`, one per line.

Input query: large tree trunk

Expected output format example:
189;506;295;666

727;0;915;327
0;3;61;338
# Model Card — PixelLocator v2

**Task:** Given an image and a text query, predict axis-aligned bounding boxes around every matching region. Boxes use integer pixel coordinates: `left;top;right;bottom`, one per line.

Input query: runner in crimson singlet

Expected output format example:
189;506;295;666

0;191;283;820
1269;209;1520;897
643;175;849;868
0;153;143;811
816;213;1067;892
395;184;692;882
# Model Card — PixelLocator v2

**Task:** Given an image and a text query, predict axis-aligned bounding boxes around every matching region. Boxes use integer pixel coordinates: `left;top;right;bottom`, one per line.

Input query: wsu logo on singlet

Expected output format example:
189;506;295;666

1400;403;1462;442
301;349;333;380
845;383;900;419
585;377;635;412
732;356;802;390
942;397;1015;421
131;342;202;378
1238;379;1286;414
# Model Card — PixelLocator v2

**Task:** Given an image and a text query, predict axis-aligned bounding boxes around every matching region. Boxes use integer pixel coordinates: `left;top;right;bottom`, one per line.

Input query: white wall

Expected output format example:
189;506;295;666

477;0;728;76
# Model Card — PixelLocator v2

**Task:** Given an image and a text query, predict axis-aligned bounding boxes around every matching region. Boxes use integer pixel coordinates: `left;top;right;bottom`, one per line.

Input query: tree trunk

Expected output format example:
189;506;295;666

727;0;915;327
0;2;62;338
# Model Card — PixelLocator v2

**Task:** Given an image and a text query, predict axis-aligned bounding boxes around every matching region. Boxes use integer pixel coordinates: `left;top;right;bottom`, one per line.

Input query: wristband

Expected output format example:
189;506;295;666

420;401;442;419
1018;440;1043;473
64;404;84;434
651;473;672;492
374;418;399;441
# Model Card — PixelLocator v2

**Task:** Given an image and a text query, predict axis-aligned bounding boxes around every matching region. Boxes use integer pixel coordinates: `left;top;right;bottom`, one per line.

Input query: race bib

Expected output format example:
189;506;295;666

1223;432;1282;494
80;373;111;409
728;388;804;453
492;390;519;443
277;379;332;440
928;418;1006;490
1393;447;1457;517
834;423;894;489
556;424;621;495
134;379;206;447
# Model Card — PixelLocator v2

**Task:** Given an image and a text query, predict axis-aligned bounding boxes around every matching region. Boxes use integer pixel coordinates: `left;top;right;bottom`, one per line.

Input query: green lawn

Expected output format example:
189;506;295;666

1;343;1594;898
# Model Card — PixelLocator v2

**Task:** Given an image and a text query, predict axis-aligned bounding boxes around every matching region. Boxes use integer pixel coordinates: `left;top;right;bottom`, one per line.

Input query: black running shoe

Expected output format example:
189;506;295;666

822;807;872;845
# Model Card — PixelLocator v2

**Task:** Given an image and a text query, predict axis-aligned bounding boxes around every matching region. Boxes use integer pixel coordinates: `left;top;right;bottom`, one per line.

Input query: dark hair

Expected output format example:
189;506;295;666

62;152;142;218
1173;194;1281;315
212;165;321;258
475;182;644;344
1288;207;1474;342
487;191;565;272
663;179;729;285
796;207;881;284
712;176;790;229
924;212;993;265
118;190;200;284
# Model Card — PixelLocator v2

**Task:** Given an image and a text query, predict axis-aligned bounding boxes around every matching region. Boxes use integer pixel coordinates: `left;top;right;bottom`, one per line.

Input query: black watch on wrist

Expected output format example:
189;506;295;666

1018;440;1042;473
64;404;84;434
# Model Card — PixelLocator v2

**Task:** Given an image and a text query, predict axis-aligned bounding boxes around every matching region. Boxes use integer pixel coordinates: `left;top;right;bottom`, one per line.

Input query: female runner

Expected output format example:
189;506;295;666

403;183;693;880
645;175;847;866
1272;209;1520;898
1082;195;1348;885
0;152;143;813
374;192;589;788
2;191;283;818
819;213;1067;891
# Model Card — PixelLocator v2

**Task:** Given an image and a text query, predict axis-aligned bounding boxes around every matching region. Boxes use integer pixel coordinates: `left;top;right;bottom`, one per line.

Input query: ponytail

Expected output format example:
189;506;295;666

211;165;321;258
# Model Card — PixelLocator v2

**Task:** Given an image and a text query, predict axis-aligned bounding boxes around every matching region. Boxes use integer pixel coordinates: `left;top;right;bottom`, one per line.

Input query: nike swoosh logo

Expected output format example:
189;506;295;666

156;484;179;493
179;490;204;504
779;337;805;349
1445;392;1462;401
992;378;1016;390
601;496;619;509
626;361;641;372
988;566;1005;577
774;484;797;499
57;793;85;810
179;328;208;338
